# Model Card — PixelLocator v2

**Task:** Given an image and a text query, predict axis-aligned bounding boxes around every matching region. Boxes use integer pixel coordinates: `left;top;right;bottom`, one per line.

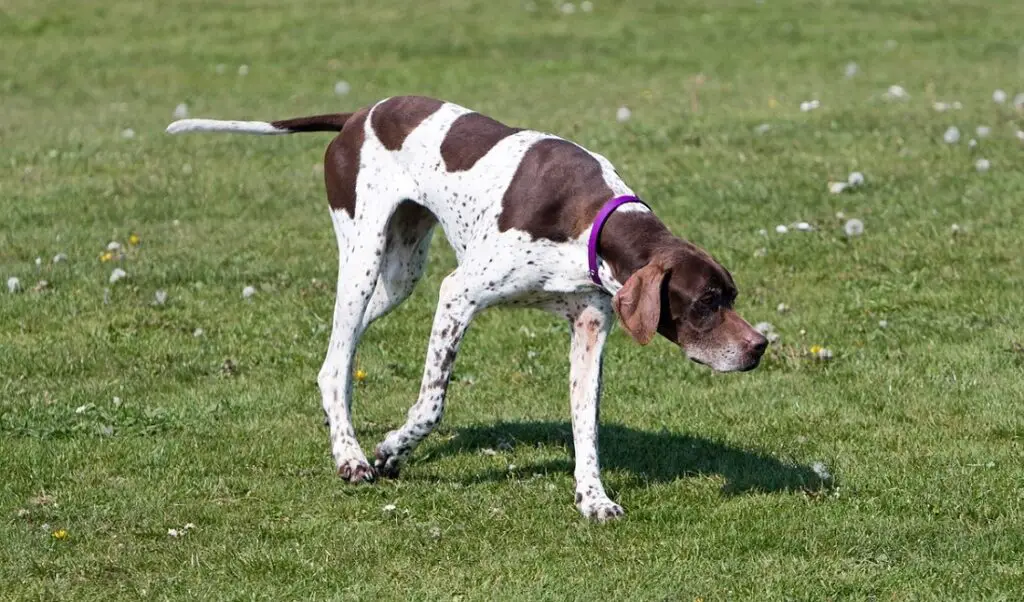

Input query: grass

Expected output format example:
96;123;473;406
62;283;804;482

2;0;1024;598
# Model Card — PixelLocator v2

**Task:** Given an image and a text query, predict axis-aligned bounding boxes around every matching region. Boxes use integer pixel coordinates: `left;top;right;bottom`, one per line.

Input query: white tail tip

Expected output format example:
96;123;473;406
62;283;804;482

165;119;289;135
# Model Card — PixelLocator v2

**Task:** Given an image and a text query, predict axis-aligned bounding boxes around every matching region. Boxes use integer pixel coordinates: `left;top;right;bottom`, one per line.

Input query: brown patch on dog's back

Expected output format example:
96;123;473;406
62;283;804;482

324;108;369;217
441;112;522;171
498;138;614;242
371;96;444;151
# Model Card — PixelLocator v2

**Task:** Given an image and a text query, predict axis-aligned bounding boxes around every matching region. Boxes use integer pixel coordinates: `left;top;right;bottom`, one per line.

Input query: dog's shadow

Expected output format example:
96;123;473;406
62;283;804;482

425;421;833;495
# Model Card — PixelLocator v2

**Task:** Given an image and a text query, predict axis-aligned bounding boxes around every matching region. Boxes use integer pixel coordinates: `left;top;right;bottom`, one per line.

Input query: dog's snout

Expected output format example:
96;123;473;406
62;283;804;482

745;333;768;357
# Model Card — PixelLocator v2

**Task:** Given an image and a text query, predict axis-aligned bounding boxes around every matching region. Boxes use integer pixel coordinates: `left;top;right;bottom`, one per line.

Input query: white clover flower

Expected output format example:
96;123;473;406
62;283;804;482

109;268;127;284
334;80;351;96
154;290;168;305
615;106;631;122
847;171;865;187
878;320;888;329
942;126;960;144
795;221;813;232
173;103;189;119
121;128;136;139
777;303;789;313
992;89;1007;104
799;100;820;112
932;101;949;112
835;211;845;219
193;328;205;337
382;504;397;512
53;253;67;264
975;158;990;173
883;85;908;100
242;285;256;299
238;65;249;76
7;277;21;293
844;62;858;78
844;218;864;236
107;241;122;252
560;2;576;14
775;224;788;234
975;126;991;138
581;1;594;12
950;223;962;234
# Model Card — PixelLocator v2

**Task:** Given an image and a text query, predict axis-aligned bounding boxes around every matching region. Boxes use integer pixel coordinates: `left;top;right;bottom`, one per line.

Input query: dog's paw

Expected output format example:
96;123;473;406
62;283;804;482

373;446;404;479
337;459;375;484
576;494;625;522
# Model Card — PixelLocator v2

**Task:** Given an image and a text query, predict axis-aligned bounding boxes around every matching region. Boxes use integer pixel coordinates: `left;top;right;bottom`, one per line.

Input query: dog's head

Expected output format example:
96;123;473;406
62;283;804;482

612;246;767;372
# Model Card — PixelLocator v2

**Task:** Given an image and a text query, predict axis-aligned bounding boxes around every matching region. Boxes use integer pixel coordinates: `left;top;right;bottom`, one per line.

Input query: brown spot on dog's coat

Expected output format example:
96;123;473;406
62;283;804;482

499;138;615;242
441;112;522;171
324;108;369;217
371;96;444;151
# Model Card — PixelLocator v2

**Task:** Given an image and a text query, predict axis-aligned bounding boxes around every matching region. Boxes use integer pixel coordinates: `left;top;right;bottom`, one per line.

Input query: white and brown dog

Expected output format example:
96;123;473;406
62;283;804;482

167;96;767;521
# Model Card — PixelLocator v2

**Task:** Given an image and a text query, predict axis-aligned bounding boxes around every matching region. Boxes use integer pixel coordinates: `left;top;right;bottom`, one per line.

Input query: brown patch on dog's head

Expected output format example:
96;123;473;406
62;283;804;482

613;245;767;372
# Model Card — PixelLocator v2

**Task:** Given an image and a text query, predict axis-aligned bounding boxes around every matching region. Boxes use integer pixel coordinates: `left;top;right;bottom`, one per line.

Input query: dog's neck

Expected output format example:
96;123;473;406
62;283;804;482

597;211;680;288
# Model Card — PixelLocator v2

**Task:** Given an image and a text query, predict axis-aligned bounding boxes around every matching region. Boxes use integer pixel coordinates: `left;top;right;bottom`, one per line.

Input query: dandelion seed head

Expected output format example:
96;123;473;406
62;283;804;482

942;126;960;144
844;218;864;237
615;106;631;122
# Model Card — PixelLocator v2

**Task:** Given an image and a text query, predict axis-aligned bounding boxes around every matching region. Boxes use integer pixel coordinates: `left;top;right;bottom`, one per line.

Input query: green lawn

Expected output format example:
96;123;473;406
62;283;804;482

3;0;1024;599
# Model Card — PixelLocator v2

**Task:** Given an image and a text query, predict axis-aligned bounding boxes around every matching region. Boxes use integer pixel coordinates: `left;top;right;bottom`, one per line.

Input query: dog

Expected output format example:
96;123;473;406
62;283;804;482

167;96;767;521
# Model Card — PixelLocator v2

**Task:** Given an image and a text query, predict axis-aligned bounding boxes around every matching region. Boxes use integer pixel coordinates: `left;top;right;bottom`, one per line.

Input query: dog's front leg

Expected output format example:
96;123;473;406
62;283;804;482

373;269;483;478
565;296;624;521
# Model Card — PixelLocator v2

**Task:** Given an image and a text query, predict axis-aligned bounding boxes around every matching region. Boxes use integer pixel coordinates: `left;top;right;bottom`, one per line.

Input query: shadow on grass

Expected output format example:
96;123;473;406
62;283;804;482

427;421;832;495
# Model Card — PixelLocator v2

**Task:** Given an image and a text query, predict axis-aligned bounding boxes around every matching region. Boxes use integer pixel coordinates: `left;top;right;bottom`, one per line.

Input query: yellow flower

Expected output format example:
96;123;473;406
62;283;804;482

99;251;114;262
52;529;68;540
128;233;141;246
809;345;823;355
355;369;367;382
768;97;779;108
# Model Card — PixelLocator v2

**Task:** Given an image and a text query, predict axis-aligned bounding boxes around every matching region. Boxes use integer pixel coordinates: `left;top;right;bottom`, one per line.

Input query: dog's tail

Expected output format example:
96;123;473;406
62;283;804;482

165;113;353;136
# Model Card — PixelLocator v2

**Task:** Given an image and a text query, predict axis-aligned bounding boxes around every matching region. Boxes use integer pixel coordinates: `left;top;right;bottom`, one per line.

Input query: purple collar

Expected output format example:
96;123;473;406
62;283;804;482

588;194;650;286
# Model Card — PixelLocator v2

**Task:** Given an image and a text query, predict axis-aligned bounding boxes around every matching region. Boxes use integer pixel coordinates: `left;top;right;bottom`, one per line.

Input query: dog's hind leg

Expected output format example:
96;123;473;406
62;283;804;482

360;201;437;331
318;208;390;483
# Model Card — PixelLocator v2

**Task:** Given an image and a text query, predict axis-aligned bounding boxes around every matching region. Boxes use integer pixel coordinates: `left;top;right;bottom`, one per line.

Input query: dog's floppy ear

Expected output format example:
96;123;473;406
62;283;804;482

612;262;667;345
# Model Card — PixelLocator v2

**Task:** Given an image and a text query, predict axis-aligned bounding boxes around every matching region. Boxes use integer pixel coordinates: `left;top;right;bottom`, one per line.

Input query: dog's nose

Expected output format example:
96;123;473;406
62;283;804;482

745;333;768;357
